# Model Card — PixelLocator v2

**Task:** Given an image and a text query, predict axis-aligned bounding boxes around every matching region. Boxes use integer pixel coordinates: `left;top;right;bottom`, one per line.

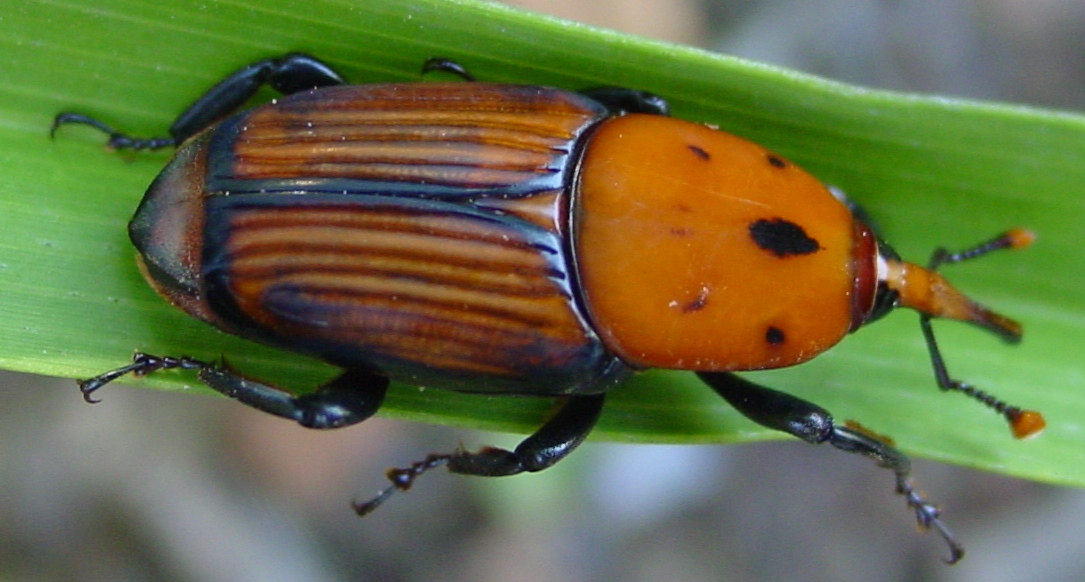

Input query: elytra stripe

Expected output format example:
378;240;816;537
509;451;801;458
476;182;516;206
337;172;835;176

232;252;560;297
239;141;557;169
238;272;573;329
240;117;582;145
235;162;555;187
227;206;555;248
228;223;555;272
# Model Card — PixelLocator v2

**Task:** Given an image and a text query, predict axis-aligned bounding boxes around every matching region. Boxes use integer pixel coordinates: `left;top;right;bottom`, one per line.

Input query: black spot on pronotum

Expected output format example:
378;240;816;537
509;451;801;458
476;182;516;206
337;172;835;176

766;153;788;169
765;326;785;345
688;144;710;160
749;218;821;257
682;286;710;313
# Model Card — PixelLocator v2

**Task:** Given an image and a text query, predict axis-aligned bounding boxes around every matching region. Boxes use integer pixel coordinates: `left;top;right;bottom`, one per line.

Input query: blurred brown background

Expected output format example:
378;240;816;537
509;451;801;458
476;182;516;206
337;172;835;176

4;1;1083;581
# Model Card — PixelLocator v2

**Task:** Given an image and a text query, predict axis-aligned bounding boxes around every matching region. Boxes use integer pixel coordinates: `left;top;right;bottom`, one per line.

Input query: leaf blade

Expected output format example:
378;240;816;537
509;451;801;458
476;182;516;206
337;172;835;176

1;0;1082;486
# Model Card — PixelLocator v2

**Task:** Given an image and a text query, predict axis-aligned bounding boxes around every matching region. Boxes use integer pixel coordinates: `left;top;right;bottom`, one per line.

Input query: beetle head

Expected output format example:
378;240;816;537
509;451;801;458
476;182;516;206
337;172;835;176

859;227;1043;438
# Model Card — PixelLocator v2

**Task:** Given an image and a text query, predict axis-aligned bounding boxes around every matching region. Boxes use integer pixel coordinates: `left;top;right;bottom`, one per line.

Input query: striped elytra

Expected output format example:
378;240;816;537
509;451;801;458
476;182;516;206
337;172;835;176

136;82;629;394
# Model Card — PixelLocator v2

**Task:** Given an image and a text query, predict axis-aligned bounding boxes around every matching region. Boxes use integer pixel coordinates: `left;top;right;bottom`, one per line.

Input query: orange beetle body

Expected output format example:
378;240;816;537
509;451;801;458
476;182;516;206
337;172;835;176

58;54;1042;563
133;81;877;393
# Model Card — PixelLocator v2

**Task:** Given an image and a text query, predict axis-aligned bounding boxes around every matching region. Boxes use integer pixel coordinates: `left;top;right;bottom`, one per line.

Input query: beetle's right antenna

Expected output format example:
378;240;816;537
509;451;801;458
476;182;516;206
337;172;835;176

881;229;1045;439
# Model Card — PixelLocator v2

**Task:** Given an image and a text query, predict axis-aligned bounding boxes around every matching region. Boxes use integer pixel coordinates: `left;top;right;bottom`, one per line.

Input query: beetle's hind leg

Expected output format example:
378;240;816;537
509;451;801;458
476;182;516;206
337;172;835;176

52;53;345;149
354;393;605;515
78;352;386;429
697;371;965;564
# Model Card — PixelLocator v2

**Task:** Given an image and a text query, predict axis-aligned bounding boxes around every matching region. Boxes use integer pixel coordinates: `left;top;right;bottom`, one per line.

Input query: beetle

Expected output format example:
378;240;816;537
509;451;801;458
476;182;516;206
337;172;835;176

53;53;1043;563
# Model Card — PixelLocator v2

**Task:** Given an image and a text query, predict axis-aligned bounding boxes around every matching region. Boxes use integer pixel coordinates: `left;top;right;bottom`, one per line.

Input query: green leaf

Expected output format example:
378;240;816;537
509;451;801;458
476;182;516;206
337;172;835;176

2;0;1083;487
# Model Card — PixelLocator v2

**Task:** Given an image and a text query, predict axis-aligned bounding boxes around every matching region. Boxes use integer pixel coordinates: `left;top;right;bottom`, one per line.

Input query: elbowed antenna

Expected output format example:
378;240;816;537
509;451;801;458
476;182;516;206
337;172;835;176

881;229;1045;439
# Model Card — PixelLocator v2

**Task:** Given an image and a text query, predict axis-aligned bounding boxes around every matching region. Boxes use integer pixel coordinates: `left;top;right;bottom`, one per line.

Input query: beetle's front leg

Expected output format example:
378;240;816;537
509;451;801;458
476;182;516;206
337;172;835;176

79;352;386;429
52;53;344;149
697;371;964;564
354;393;605;515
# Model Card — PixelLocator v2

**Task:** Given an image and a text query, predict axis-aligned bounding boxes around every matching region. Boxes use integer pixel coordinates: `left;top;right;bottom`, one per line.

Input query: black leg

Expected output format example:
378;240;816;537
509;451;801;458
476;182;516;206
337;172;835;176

354;393;605;515
580;87;670;116
420;57;476;81
416;60;670;117
52;53;345;149
168;53;344;143
698;371;965;564
78;352;385;429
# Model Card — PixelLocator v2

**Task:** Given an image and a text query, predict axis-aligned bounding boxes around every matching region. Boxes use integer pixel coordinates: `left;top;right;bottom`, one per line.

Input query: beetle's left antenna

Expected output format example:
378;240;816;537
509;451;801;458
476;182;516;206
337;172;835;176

51;113;176;151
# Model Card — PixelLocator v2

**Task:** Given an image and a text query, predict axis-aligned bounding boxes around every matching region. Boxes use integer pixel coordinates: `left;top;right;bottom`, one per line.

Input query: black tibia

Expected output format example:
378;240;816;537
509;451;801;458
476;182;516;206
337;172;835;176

52;53;345;150
698;371;965;564
167;53;344;143
354;393;605;515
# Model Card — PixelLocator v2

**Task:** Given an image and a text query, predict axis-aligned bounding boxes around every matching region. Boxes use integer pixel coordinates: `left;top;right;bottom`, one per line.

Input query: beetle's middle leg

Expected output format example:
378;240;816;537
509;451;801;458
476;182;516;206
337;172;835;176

354;393;605;515
415;58;672;117
697;371;964;564
52;53;345;149
579;87;670;116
